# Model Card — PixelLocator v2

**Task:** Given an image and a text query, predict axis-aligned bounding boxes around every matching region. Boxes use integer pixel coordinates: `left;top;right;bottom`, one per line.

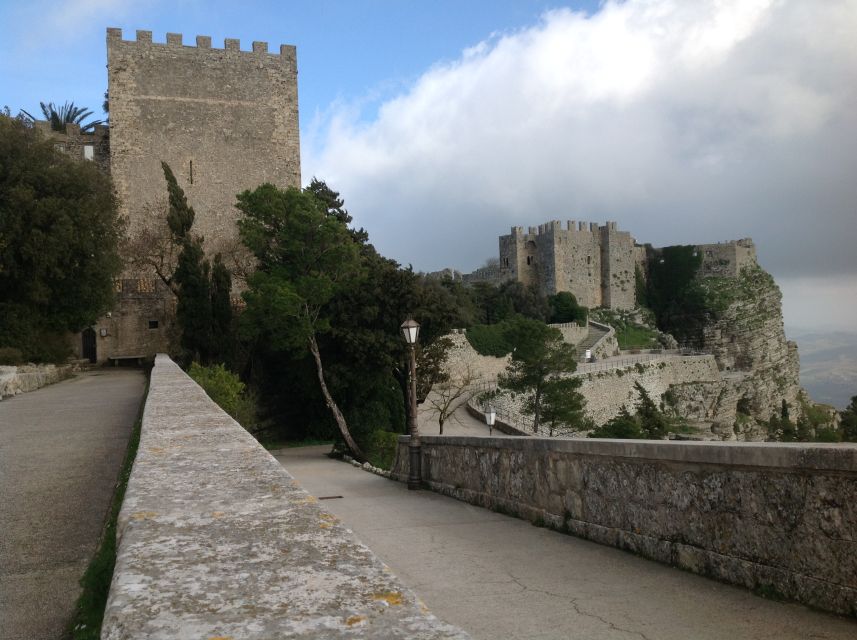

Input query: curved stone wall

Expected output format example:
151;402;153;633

392;435;857;617
102;354;468;639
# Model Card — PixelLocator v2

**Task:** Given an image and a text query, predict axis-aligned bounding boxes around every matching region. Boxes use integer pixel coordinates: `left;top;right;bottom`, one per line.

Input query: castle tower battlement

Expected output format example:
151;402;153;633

106;28;297;60
107;27;300;256
494;219;637;309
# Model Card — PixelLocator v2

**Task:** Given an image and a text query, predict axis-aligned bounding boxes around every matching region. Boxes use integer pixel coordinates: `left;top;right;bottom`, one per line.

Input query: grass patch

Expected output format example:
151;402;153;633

616;324;660;349
67;378;149;640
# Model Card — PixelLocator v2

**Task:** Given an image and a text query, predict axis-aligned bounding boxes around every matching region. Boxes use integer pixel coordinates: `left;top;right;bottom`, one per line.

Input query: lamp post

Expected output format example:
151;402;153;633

484;405;496;436
401;318;421;490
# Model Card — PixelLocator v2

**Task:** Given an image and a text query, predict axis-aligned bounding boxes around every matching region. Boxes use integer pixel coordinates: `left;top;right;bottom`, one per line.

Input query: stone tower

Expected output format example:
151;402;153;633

106;28;301;254
495;220;637;309
70;29;301;364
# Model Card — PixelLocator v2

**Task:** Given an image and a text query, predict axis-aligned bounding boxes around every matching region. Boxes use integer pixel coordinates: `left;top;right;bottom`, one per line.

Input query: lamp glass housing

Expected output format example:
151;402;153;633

400;318;420;345
484;406;496;426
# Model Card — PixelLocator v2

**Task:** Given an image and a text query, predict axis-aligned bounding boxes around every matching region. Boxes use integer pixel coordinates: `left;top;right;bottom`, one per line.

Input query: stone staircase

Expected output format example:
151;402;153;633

576;324;609;358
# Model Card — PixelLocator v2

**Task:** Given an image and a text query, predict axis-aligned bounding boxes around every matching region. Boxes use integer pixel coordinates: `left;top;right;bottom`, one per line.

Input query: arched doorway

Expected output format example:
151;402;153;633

82;327;97;363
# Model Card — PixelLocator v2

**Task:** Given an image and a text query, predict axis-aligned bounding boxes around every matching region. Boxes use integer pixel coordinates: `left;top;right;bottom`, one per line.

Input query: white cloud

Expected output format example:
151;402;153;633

305;0;857;294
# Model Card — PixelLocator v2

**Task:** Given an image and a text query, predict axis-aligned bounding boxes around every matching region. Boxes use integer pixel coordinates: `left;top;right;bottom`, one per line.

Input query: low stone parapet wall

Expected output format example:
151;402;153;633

102;354;468;639
0;363;73;400
392;435;857;617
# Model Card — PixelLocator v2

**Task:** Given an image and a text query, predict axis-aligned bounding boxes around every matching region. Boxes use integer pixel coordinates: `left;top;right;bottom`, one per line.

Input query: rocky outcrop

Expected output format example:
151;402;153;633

695;265;803;424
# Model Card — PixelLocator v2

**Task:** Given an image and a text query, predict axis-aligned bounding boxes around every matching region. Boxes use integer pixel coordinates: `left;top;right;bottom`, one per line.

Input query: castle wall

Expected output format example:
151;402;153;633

599;222;636;310
549;220;601;306
106;29;301;258
33;121;110;173
697;239;757;278
497;220;638;309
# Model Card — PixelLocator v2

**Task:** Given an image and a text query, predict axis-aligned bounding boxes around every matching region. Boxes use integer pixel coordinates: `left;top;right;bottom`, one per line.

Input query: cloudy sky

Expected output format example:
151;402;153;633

2;0;855;331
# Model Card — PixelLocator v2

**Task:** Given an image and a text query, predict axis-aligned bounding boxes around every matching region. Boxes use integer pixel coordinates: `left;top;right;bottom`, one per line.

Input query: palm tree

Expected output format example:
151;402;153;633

20;101;103;133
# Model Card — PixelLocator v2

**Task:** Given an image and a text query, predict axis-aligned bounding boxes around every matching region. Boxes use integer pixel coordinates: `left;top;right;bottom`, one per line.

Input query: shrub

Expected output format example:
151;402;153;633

466;321;515;356
188;362;257;430
0;347;23;365
364;429;400;470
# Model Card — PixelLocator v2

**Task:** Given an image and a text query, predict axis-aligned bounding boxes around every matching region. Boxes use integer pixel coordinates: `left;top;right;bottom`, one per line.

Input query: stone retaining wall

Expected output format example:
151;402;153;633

102;354;468;639
579;354;720;425
0;364;74;400
391;435;857;617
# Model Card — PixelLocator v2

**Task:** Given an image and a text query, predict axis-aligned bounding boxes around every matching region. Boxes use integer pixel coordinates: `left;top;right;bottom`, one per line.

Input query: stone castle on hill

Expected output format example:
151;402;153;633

37;29;301;364
453;220;757;310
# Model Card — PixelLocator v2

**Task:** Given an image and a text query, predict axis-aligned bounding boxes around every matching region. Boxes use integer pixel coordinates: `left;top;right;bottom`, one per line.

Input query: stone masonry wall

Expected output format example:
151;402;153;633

103;355;467;638
392;435;857;617
578;355;720;425
0;364;74;400
106;28;301;259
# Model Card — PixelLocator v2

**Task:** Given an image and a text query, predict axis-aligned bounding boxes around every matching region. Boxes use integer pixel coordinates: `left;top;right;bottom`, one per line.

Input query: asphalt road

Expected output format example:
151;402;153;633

275;445;857;640
0;369;146;640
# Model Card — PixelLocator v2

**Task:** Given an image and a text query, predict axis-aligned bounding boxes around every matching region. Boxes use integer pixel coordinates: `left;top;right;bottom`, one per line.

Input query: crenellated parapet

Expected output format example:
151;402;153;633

105;28;296;63
106;26;301;259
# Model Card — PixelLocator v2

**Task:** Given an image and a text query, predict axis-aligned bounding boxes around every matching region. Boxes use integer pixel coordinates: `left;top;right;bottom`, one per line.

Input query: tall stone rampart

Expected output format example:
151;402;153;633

106;28;301;258
103;354;468;638
392;435;857;617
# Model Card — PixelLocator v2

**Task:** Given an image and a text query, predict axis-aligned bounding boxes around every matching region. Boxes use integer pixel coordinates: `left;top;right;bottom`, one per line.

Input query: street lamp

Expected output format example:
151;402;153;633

401;318;421;490
484;405;496;436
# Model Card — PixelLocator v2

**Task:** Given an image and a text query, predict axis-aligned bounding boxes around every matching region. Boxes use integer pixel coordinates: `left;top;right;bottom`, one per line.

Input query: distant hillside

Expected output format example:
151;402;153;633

790;330;857;410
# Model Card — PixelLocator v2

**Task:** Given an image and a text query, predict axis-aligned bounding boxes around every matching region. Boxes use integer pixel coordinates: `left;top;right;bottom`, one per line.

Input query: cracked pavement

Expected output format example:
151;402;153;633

275;445;856;640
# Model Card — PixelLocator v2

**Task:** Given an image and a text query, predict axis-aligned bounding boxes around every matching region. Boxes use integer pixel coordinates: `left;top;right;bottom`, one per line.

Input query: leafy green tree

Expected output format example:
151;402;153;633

238;183;366;458
498;317;581;433
540;376;586;436
548;291;588;324
645;245;706;345
20;101;103;133
210;253;233;363
161;162;217;364
589;407;642;439
0;115;122;360
839;396;857;442
634;382;669;439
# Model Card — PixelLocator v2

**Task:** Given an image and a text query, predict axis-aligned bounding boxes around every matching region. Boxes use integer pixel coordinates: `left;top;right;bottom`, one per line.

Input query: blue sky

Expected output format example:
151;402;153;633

1;0;598;130
2;0;856;332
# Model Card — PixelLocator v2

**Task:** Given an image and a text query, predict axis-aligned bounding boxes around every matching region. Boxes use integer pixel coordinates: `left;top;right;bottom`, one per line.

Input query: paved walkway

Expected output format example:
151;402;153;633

0;369;146;640
274;446;857;640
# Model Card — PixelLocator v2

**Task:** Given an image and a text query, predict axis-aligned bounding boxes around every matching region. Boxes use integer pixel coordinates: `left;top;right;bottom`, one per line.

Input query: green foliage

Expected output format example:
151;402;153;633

499;317;581;433
20;100;103;133
540;376;586;436
634;382;669;438
174;237;212;362
589;383;677;439
68;381;146;640
0;115;122;361
548;291;588;324
210;254;233;363
592;309;659;349
162;161;195;240
470;280;550;325
188;362;257;430
160;163;233;366
618;325;659;349
589;407;643;439
841;396;857;442
634;264;648;307
466;321;515;356
643;245;711;345
238;180;468;453
0;347;23;365
239;184;363;346
364;429;400;470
